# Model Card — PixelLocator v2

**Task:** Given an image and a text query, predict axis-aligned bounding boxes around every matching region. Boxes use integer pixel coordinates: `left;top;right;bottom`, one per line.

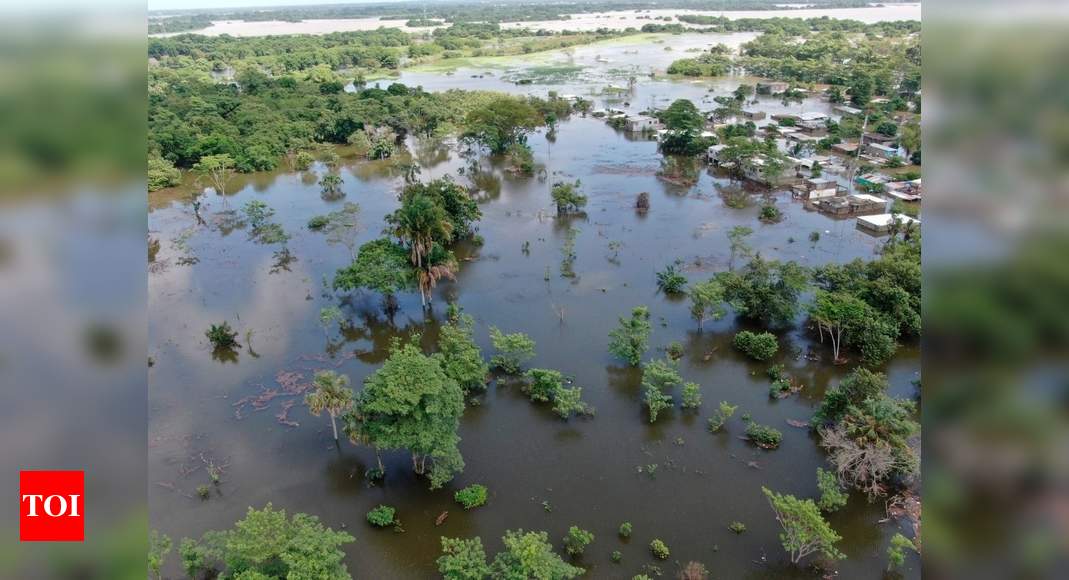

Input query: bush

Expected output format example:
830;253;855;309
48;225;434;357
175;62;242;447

635;192;650;211
294;151;315;170
816;468;848;512
611;550;622;563
551;180;587;214
489;327;536;373
148;156;182;191
729;521;746;534
745;422;783;449
454;484;488;510
307;215;329;230
205;322;239;349
681;382;702;409
618;522;632;538
733;331;778;361
666;341;684;360
650;539;670;560
366;505;396;527
656;263;687;294
707;401;738;432
608;306;652;366
759;204;783;223
563;526;594;556
196;485;210;499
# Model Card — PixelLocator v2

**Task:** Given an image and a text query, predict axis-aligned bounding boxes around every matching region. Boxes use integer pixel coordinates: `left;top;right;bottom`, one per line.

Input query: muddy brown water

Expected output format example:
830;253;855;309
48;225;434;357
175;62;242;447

149;44;919;579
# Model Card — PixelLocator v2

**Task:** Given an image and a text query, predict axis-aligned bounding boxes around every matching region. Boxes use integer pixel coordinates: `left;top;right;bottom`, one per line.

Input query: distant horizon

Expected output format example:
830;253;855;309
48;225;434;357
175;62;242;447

149;0;410;13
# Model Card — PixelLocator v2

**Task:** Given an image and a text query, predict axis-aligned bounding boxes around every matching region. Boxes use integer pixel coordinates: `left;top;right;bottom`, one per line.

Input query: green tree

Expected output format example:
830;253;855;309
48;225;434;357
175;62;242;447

464;95;543;154
607;306;651;366
887;533;916;570
148;155;182;191
455;484;489;510
148;530;172;580
689;279;725;332
402;177;481;241
717;256;808;328
655;263;687;294
563;526;594;557
333;238;416;311
437;314;489;394
386;193;453;269
727;225;754;270
489;327;536;373
816;467;848;512
179;503;354;579
733;330;779;361
320;173;345;199
551;180;588;215
681;382;702;409
193;154;235;205
762;487;845;564
343;336;465;488
808;291;869;363
305;370;355;442
524;368;564;403
438;537;491;580
491;530;584;579
642;358;682;422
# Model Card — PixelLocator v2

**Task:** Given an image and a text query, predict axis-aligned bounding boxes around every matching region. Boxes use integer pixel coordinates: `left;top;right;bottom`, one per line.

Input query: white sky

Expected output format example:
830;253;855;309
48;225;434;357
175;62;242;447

149;0;408;12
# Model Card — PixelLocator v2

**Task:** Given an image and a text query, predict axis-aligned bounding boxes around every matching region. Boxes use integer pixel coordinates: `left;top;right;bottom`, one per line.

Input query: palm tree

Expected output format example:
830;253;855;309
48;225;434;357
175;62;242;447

417;260;456;308
304;370;354;442
385;193;452;269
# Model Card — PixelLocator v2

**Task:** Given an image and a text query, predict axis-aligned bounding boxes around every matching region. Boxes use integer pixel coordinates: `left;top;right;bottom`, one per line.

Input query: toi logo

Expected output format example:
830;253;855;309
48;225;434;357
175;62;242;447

19;471;84;542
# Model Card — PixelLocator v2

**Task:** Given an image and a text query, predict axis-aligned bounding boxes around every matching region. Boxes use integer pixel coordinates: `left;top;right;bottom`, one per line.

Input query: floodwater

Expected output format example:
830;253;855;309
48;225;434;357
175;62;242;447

149;30;919;580
153;4;920;37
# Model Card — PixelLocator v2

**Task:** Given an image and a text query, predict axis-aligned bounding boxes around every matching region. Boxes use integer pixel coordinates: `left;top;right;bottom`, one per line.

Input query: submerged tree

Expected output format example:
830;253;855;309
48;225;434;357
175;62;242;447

333;238;416;311
343;336;465;488
305;370;355;442
489;327;536;374
717;255;808;328
463;95;543;154
551;180;587;215
437;313;489;395
762;487;844;565
607;306;652;366
193;153;235;206
320;173;345;199
688;279;725;332
642;357;682;422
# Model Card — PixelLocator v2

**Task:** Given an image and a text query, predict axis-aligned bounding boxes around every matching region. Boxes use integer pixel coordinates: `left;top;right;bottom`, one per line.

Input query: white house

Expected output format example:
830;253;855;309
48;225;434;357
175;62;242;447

857;213;920;234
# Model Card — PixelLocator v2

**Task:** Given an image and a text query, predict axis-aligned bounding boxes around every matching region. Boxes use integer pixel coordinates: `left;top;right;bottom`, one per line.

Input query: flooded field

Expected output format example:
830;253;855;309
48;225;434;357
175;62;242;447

149;27;919;580
153;4;921;37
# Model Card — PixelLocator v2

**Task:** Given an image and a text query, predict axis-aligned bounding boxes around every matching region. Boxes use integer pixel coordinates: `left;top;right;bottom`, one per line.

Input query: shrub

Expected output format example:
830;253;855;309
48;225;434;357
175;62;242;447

679;561;709;580
618;522;632;538
455;484;488;510
650;539;670;560
611;550;622;563
196;485;210;499
759;204;783;223
666;341;684;360
729;521;746;534
635;192;650;211
294;151;315;170
681;382;702;409
307;215;329;230
745;422;783;449
489;327;536;373
366;505;396;527
656;263;687;294
816;468;848;512
707;400;738;432
563;526;594;556
809;231;821;243
887;533;916;570
524;368;563;403
551;180;587;214
205;322;239;349
733;331;778;361
608;306;652;366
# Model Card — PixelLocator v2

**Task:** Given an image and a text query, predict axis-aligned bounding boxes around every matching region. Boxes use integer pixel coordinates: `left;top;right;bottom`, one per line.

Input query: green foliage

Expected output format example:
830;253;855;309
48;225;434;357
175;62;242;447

707;401;738;432
666;341;684;360
320;173;345;198
551;180;587;215
551;385;588;420
733;330;779;361
759;204;783;223
562;526;594;557
344;336;465;489
489;327;536;373
727;225;754;268
463;95;543;154
333;238;416;301
658;99;709;156
681;382;702;410
611;550;622;563
305;370;354;440
522;368;589;419
689;279;726;331
148;155;182;191
307;215;330;230
402;177;482;241
608;306;652;366
294;151;315;170
812;367;892;427
656;263;688;294
367;505;397;527
242;200;274;230
438;537;491;580
649;539;670;560
887;533;916;570
642;358;682;423
206;322;239;349
618;522;632;538
745;421;783;448
437;314;489;394
179;503;354;579
455;484;489;510
148;530;172;579
490;529;584;579
718;256;809;327
762;487;844;564
729;522;747;534
816;468;848;512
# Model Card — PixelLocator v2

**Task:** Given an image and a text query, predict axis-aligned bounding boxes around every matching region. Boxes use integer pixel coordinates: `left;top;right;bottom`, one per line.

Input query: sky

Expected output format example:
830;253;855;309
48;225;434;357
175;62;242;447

148;0;409;12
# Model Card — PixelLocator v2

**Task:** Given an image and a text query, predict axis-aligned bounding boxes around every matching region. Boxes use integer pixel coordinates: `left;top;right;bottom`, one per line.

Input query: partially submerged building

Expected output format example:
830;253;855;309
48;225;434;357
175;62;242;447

857;213;920;234
756;81;790;95
813;193;887;216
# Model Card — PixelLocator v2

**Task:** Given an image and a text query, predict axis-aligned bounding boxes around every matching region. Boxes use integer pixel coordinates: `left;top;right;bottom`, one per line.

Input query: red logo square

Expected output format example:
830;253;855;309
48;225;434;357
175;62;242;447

19;471;84;542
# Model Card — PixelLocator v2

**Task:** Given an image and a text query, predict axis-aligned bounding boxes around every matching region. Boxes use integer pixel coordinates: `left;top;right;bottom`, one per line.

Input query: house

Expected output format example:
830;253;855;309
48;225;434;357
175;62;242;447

699;130;717;140
771;113;799;123
813;193;887;216
862;132;897;145
791;176;844;200
743;155;799;186
756;81;790;95
625;116;660;133
706;144;729;164
866;143;899;161
787;133;819;145
885;178;922;201
857;213;920;234
741;109;766;120
831;142;860;155
856;173;892;188
797;112;829;130
833;105;863;116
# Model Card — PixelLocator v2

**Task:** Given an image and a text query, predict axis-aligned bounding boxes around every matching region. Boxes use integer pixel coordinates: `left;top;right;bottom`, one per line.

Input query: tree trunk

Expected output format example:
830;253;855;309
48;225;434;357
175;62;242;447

329;410;338;441
376;449;384;472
